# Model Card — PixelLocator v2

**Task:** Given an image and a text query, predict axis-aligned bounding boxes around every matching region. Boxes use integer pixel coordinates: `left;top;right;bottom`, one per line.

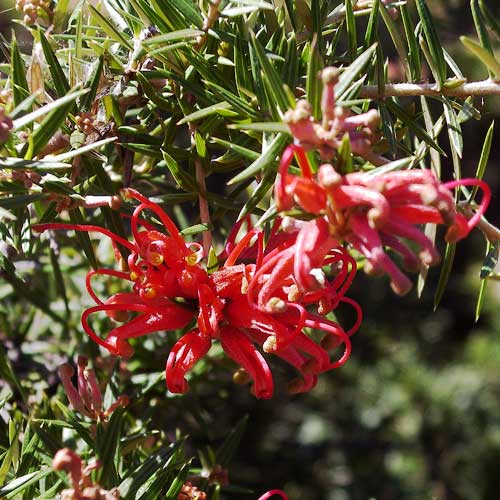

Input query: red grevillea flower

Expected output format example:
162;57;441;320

169;217;361;397
36;188;361;398
275;144;491;295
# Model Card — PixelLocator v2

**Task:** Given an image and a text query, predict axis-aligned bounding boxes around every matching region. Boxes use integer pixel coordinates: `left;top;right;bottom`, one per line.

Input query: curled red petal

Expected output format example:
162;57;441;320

219;326;274;399
166;330;212;394
225;298;296;351
257;490;288;500
341;297;363;337
105;303;194;339
249;248;294;309
248;329;317;394
303;316;351;371
293;218;338;291
334;184;390;228
81;302;193;356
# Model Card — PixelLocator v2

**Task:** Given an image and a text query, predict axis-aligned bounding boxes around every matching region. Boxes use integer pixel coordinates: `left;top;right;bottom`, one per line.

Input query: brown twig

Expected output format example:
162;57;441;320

360;79;500;99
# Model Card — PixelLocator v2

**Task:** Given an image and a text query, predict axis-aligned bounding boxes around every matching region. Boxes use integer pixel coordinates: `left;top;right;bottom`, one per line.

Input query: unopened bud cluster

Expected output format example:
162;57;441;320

53;449;120;500
0;107;13;144
177;482;207;500
15;0;52;25
285;67;380;160
75;113;98;136
58;356;129;421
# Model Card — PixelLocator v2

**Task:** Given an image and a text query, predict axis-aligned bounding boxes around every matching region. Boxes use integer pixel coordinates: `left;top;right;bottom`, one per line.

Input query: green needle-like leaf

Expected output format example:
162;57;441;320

335;43;377;100
415;0;447;87
460;35;500;80
39;30;70;98
471;0;494;79
228;133;288;184
249;32;290;114
10;37;29;108
434;242;456;310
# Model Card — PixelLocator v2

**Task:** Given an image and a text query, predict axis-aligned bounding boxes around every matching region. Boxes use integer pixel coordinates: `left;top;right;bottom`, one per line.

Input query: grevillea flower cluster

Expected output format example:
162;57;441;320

36;189;361;399
278;66;491;295
36;64;491;401
276;144;491;295
284;67;381;164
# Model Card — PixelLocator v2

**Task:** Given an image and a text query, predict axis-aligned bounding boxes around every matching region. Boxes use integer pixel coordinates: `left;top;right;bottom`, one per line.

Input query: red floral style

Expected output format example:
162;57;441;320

257;490;288;500
276;144;491;295
35;188;361;398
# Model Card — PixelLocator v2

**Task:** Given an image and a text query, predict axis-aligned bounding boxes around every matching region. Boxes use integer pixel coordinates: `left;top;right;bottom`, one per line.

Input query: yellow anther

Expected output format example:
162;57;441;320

185;253;198;266
266;297;287;313
148;252;163;266
263;335;277;353
130;271;138;281
144;287;156;299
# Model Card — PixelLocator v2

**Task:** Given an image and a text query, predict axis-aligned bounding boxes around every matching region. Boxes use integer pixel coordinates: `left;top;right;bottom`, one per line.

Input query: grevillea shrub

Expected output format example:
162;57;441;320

0;0;499;499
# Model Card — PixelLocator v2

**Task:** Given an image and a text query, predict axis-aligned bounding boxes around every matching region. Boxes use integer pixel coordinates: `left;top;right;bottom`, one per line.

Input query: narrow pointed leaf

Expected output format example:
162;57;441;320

89;5;133;48
379;2;411;81
443;99;463;158
0;468;52;499
476;241;499;321
52;137;118;161
434;242;456;310
39;30;70;98
472;121;494;198
227;122;289;133
460;35;500;79
415;0;447;86
335;43;377;100
211;138;260;161
364;0;380;49
68;208;99;270
162;150;198;191
80;55;104;112
216;415;248;466
385;99;446;156
471;0;494;78
11;38;29;107
479;0;500;40
400;3;421;81
96;408;125;488
228;133;288;184
142;28;203;45
345;0;357;60
305;36;323;119
12;88;87;131
249;32;289;113
177;102;233;124
480;241;499;279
